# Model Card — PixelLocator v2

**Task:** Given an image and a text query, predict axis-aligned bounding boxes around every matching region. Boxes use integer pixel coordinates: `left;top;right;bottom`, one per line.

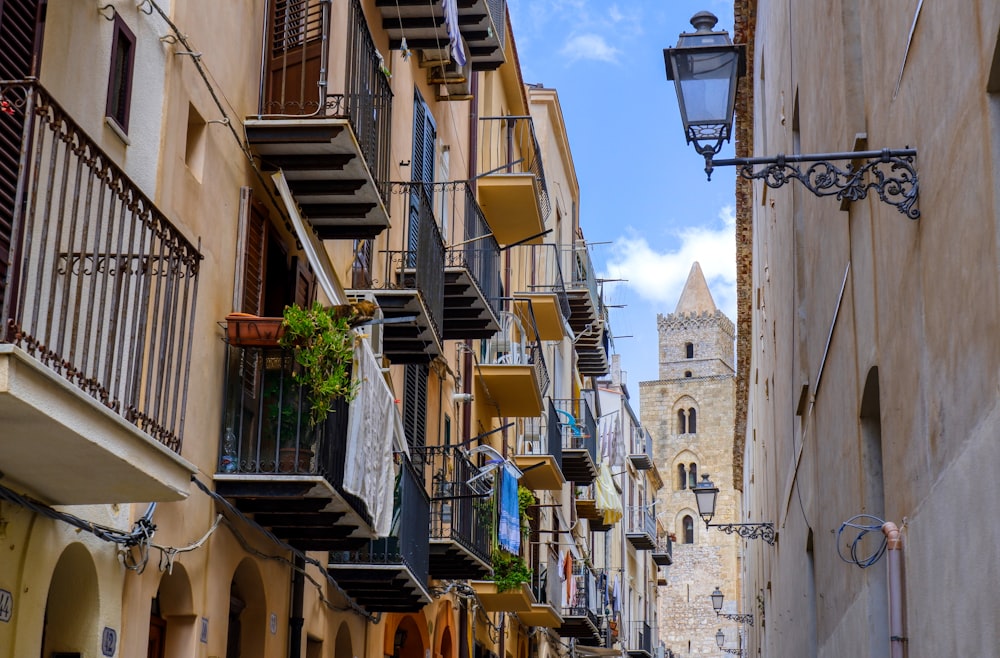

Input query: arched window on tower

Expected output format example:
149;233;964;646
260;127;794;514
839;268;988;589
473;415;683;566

677;409;687;434
688;408;697;433
689;463;697;489
678;463;687;490
685;342;694;359
685;371;692;378
683;515;694;544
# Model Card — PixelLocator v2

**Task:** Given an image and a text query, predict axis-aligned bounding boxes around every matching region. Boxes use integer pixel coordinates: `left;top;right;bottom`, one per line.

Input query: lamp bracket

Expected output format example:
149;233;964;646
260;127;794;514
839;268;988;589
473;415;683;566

709;148;919;219
707;521;776;545
721;649;745;656
717;611;755;626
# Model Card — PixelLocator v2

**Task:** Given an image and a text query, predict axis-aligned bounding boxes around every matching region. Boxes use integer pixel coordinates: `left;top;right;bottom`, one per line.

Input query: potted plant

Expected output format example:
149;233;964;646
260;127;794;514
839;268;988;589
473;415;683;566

490;549;533;593
262;377;314;473
278;302;360;427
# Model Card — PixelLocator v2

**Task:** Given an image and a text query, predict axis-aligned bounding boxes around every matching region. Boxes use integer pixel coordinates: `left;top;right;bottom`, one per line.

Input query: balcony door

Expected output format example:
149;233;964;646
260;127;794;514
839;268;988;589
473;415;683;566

263;0;323;115
0;0;44;312
408;90;436;265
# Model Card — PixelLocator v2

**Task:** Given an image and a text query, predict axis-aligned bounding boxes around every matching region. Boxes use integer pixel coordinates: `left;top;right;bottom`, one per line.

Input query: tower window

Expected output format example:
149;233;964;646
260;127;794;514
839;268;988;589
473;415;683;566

678;463;687;490
683;515;694;544
688;463;697;489
677;409;687;434
685;342;694;359
688;408;697;433
685;371;692;378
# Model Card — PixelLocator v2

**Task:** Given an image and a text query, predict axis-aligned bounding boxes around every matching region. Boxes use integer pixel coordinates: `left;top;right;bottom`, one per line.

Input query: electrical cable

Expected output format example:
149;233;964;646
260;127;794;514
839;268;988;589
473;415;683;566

836;514;887;568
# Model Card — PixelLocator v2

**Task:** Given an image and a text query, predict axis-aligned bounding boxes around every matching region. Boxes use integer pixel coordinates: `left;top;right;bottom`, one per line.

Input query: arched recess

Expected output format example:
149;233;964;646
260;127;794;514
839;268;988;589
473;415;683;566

384;613;430;658
675;508;698;544
226;558;268;658
671;396;699;434
434;601;457;658
334;621;354;658
41;542;100;656
153;563;197;658
672;448;703;491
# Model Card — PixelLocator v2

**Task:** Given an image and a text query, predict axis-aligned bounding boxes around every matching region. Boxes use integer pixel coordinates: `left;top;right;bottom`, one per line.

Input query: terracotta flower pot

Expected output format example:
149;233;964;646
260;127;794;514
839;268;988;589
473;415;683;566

225;313;285;347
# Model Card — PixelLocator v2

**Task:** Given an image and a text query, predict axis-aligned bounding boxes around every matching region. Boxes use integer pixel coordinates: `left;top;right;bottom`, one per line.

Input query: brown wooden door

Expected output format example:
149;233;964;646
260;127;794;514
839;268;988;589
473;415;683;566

147;614;166;658
263;0;324;115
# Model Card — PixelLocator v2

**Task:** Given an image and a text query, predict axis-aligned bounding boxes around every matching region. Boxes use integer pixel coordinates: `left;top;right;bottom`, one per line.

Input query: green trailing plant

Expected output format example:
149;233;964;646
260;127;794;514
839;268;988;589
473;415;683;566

278;302;359;426
264;379;310;447
490;549;532;593
518;485;536;532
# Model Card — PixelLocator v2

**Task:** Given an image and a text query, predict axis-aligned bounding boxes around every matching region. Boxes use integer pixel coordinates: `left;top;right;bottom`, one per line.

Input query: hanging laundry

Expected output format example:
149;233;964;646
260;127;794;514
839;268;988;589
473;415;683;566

443;0;467;67
594;461;623;525
497;462;520;553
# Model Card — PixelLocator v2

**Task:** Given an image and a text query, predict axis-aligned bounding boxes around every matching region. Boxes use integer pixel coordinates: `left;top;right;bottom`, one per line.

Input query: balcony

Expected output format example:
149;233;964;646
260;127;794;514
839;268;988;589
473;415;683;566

625;505;657;551
652;534;673;567
376;0;506;72
514;401;565;491
626;622;653;658
0;81;200;505
559;562;602;644
510;243;570;342
470;580;536;612
417;445;493;580
442;182;501;340
349;183;445;362
215;345;382;549
563;245;609;376
628;427;653;471
552;398;597;484
245;0;391;239
519;550;563;627
477;116;550;245
475;307;549;418
328;456;431;612
574;484;614;532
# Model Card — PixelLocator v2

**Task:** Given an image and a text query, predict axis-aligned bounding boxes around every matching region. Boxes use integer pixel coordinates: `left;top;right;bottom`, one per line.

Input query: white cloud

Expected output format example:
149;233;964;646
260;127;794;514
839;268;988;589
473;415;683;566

559;34;621;63
601;206;737;321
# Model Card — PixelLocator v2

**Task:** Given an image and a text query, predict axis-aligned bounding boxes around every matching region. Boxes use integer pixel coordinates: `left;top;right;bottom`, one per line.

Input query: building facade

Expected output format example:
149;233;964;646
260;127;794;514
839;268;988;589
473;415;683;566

640;264;740;657
733;0;1000;656
0;2;657;658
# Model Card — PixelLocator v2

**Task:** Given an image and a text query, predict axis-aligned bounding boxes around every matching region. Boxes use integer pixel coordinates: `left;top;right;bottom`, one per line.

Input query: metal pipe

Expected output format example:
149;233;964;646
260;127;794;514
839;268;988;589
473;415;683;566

882;522;906;658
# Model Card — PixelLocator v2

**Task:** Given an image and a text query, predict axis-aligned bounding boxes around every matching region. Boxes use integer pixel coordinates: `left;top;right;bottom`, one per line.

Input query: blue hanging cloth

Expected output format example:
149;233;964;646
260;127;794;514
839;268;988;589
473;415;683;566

498;464;520;554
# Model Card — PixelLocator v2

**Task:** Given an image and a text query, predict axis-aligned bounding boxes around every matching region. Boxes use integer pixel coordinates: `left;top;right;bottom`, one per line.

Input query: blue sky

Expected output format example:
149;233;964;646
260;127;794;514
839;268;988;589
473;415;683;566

506;0;739;398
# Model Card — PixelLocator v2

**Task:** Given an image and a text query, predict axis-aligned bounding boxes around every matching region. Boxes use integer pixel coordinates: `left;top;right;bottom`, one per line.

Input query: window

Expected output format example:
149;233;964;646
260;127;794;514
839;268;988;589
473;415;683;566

685;342;694;359
688;408;697;433
682;515;694;544
105;13;136;133
677;463;687;490
684;371;692;378
677;409;687;434
688;463;697;489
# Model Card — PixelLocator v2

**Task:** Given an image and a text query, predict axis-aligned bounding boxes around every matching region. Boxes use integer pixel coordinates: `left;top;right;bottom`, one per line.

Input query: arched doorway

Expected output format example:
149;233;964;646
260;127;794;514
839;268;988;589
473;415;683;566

41;543;99;656
226;558;267;658
151;563;196;658
334;621;353;658
387;614;428;658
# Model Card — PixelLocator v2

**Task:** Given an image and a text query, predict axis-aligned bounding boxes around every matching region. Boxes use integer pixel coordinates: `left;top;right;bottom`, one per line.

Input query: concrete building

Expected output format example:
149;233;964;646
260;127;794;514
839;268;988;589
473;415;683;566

732;0;1000;656
640;264;740;657
0;2;656;658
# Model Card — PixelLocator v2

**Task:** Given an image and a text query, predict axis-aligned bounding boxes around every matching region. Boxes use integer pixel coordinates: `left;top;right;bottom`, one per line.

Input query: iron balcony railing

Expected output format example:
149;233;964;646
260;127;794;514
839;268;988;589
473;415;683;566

552;397;598;461
508;242;570;319
258;0;392;201
479;115;550;218
485;0;507;51
563;243;601;309
626;505;657;540
481;302;550;394
531;548;561;606
443;181;501;320
518;399;563;468
218;345;372;519
329;455;430;580
0;80;201;452
631;426;653;458
654;534;674;563
627;622;652;655
564;562;601;625
418;445;494;567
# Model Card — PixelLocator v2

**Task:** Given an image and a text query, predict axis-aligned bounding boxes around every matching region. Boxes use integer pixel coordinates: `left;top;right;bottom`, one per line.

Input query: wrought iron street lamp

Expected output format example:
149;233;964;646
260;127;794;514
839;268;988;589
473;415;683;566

692;475;775;544
711;587;755;626
663;11;920;219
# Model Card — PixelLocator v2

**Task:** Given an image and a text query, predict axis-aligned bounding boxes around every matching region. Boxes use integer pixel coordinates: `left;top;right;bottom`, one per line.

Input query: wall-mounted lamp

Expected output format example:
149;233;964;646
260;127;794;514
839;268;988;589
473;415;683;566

453;392;474;403
663;11;919;219
692;474;775;544
711;587;755;626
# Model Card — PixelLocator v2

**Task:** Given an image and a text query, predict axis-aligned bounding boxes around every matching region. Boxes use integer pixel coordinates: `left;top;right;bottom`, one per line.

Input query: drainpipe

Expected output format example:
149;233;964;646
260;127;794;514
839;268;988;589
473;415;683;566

882;522;906;658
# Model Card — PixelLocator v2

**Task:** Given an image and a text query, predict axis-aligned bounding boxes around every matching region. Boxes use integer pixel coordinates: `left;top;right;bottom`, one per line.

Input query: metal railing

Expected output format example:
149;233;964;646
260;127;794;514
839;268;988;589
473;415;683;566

552;397;598;460
626;505;657;539
627;622;652;655
508;242;570;320
0;80;201;452
443;181;501;319
420;445;494;567
478;115;550;219
481;303;550;394
518;399;563;468
258;0;392;201
630;426;652;458
563;243;601;309
330;456;430;581
484;0;507;51
218;345;372;520
654;534;673;562
563;562;601;624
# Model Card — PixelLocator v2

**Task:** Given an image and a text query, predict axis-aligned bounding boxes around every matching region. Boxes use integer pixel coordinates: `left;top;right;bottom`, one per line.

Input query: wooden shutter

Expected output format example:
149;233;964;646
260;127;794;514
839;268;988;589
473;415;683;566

240;199;268;314
408;91;436;257
403;363;427;452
